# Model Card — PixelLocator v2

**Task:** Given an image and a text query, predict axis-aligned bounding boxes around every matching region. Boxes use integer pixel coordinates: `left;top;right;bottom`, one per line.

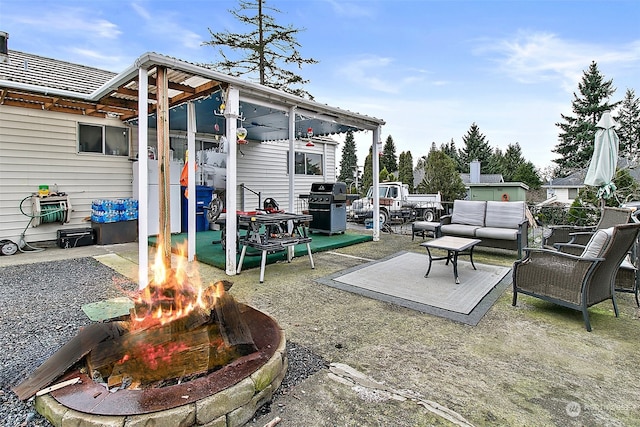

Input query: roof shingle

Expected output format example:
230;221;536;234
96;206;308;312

0;50;116;94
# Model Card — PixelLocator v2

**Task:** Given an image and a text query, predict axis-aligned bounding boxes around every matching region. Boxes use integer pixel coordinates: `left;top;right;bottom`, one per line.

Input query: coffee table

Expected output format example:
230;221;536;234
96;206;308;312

420;236;481;283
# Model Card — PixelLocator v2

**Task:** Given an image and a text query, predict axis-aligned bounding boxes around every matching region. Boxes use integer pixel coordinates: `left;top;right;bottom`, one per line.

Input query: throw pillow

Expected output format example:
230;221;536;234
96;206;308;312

580;227;614;258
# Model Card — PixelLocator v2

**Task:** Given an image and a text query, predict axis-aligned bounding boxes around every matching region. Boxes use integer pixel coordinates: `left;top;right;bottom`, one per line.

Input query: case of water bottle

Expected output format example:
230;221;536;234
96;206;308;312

91;198;139;223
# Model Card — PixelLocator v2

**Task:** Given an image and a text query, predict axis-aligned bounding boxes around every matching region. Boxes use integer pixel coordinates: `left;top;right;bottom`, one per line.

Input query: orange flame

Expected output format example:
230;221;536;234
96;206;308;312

131;242;225;328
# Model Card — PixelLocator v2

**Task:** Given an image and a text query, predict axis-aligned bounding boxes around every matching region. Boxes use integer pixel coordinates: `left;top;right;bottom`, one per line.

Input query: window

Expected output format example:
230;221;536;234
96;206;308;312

287;151;323;175
568;188;578;199
78;123;130;156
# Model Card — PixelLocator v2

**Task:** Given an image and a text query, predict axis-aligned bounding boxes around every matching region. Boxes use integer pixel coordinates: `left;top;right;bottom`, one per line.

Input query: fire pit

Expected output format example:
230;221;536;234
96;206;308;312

34;305;286;426
15;249;287;426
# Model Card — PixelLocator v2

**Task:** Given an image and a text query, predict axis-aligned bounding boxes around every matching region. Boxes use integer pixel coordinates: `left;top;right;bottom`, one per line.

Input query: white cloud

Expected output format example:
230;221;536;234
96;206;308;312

68;48;127;69
131;2;205;50
336;55;430;94
475;31;640;93
11;7;121;40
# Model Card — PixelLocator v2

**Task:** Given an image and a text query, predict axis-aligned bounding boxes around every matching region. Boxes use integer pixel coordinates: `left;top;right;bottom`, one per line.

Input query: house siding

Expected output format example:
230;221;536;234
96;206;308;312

0;105;134;244
235;140;336;213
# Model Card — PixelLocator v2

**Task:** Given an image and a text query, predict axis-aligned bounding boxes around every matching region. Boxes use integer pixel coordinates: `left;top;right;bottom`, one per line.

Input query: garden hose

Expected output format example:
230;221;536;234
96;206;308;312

17;195;68;252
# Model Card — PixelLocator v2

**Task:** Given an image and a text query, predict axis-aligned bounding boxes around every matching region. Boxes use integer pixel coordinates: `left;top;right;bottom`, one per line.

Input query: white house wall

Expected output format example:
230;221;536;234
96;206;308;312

235;140;336;213
0;105;134;244
546;187;575;204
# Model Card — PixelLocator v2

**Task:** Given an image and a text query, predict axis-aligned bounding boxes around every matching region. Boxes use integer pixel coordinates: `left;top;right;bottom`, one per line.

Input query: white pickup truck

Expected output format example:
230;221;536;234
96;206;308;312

348;182;443;225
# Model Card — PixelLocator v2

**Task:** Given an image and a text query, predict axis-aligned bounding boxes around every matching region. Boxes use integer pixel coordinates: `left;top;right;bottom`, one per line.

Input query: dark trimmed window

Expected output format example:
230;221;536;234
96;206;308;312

79;123;130;156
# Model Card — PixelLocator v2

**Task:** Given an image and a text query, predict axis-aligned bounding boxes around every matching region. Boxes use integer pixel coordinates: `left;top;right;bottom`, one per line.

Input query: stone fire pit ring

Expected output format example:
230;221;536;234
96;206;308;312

35;305;287;427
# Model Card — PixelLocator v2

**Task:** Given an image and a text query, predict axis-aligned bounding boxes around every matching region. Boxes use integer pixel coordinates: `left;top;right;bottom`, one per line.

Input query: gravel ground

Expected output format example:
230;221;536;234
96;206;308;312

0;257;327;427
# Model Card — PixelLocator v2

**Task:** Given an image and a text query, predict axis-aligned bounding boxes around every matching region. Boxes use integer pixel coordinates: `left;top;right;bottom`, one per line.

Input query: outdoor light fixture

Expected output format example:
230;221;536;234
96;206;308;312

236;127;248;145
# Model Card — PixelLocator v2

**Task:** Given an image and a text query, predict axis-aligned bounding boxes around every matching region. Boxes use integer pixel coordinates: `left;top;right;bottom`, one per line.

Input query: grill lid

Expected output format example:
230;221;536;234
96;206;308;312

310;182;347;201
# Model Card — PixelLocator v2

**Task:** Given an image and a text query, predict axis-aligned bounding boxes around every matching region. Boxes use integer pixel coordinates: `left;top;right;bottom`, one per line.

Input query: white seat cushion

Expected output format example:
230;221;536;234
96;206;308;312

475;227;519;241
440;224;479;237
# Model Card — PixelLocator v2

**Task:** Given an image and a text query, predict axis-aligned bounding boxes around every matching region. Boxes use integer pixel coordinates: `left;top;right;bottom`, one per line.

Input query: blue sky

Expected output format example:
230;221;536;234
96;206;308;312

2;0;639;173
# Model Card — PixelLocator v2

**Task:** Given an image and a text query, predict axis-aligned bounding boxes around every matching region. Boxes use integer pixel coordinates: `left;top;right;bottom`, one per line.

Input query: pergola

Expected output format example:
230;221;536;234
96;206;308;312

1;51;386;286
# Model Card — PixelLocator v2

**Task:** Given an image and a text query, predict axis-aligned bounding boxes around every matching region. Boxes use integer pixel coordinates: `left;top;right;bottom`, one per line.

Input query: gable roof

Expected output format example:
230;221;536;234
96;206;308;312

460;173;504;184
0;50;116;94
543;170;586;188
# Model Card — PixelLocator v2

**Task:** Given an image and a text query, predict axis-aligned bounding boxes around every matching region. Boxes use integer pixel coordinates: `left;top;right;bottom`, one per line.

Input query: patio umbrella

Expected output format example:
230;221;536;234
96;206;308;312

584;110;619;206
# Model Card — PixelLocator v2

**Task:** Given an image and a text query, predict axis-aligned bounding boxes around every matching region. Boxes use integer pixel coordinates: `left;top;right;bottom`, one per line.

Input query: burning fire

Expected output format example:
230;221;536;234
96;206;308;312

130;242;224;329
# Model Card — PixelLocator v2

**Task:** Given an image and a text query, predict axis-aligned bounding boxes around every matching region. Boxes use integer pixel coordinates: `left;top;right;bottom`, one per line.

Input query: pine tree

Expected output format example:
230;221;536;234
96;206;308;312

417;150;466;202
615;88;640;163
441;138;462;172
361;147;373;196
204;0;318;99
512;161;543;190
503;143;525;178
380;167;390;182
338;130;358;189
398;151;414;191
381;135;398;173
553;61;619;175
459;123;492;173
486;148;505;176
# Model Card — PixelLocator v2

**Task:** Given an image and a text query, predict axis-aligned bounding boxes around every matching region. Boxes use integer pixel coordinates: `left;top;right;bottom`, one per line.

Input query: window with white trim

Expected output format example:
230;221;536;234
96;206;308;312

78;123;130;156
287;151;323;175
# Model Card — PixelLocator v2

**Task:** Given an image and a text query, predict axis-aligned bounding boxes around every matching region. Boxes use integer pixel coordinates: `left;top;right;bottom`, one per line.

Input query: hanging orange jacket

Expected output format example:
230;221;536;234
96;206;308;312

180;162;197;198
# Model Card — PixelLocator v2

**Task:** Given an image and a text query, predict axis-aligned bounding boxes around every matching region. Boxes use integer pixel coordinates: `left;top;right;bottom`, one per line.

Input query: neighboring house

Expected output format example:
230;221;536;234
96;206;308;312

542;170;586;205
542;161;640;206
0;44;384;247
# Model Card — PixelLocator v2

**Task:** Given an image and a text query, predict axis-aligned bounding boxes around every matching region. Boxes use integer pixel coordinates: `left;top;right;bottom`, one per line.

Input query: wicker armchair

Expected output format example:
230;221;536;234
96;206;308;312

544;206;632;250
513;222;640;331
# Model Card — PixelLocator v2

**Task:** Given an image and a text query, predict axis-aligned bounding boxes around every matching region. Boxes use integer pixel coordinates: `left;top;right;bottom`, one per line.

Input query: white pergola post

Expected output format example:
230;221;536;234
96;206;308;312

372;126;381;242
137;67;149;289
288;106;296;213
186;101;196;261
225;86;239;275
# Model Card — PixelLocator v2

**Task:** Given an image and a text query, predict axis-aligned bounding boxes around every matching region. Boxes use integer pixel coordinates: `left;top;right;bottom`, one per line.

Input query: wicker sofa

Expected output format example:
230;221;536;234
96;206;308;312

439;200;528;258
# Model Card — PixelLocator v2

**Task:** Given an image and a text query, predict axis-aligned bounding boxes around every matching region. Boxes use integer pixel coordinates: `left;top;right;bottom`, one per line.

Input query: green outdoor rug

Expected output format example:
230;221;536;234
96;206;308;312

148;230;372;270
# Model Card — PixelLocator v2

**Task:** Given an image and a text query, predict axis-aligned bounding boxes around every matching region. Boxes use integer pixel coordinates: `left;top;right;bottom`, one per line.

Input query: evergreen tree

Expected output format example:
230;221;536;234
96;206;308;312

441;139;462;172
398;151;414;191
381;135;398;173
553;61;619;175
417;150;466;202
486;147;506;176
615;88;640;163
361;147;373;196
338;130;358;189
204;0;318;99
503;143;525;181
512;161;543;190
380;167;390;182
459;123;493;173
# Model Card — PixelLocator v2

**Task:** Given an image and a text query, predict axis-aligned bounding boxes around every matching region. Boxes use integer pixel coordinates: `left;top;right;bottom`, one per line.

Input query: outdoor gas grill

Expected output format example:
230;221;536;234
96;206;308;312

308;182;347;234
